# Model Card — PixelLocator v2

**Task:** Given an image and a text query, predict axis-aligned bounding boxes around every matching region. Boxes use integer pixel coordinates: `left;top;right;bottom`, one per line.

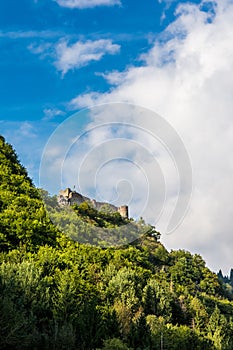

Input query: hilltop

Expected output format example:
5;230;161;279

0;135;233;350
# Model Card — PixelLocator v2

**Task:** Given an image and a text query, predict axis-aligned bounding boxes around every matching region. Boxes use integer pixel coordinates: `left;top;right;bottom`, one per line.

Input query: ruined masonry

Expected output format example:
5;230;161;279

58;188;129;219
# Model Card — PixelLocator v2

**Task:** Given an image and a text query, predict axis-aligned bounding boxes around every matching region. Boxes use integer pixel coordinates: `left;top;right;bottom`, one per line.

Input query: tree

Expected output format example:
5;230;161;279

207;305;227;350
100;338;131;350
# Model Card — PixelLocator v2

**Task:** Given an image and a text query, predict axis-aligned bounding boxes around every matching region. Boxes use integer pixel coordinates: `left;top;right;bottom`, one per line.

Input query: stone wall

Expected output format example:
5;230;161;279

57;188;129;218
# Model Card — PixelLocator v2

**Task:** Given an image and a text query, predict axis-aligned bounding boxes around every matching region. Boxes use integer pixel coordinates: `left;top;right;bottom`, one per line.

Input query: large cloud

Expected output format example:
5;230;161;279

69;0;233;273
54;0;121;9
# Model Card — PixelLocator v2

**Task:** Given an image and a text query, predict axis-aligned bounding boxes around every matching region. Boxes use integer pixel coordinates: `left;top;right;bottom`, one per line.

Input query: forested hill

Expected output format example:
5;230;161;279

1;135;233;350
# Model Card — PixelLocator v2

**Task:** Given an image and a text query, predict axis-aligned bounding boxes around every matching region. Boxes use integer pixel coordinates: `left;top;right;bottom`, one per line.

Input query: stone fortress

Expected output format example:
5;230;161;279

58;188;129;219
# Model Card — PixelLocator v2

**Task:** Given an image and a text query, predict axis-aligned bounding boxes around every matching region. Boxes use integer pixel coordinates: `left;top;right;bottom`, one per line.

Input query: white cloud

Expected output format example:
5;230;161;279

54;0;121;9
29;39;120;76
28;42;53;57
69;0;233;274
69;92;103;109
0;30;61;39
19;122;37;138
43;108;65;121
55;39;120;75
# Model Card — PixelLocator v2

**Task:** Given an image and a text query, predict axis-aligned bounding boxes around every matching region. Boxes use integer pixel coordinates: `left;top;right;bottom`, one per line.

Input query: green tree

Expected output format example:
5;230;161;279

207;305;227;350
100;338;131;350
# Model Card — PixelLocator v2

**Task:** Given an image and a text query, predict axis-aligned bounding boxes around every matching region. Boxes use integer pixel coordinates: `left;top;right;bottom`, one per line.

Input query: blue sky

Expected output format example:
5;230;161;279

2;0;233;273
0;0;166;122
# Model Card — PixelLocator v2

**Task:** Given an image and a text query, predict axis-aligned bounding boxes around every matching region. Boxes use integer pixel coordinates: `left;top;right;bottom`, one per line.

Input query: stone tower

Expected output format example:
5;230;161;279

118;205;129;219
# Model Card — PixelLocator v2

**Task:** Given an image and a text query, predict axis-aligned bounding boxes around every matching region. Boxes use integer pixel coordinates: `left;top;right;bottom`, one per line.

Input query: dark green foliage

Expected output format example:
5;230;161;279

217;268;233;298
100;338;131;350
0;136;57;251
1;136;233;349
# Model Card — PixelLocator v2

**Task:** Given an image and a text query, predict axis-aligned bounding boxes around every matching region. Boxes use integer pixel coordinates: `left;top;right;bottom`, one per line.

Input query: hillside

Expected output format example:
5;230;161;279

0;135;233;350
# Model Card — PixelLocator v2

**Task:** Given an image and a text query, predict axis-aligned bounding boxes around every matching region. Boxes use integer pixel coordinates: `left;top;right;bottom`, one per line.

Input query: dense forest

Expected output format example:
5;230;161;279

1;134;233;350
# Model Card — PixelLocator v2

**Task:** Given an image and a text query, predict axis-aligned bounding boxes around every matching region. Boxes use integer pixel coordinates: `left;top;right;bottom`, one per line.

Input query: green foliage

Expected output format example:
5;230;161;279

0;136;57;251
100;338;131;350
73;201;127;228
207;305;228;350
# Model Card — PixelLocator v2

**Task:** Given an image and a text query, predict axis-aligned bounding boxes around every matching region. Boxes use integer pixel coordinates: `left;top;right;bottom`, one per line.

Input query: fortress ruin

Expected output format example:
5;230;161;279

58;188;129;219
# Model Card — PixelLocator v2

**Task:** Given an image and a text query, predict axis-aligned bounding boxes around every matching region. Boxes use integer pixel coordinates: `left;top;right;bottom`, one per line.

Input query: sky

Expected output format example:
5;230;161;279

1;0;233;274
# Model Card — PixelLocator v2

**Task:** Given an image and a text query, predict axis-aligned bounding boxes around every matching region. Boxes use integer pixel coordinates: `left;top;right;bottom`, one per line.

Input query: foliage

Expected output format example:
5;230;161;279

0;136;57;251
100;338;131;350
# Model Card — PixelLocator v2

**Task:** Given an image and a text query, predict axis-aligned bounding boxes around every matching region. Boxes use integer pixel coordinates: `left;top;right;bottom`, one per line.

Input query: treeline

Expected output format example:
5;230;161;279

1;135;233;349
218;269;233;294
